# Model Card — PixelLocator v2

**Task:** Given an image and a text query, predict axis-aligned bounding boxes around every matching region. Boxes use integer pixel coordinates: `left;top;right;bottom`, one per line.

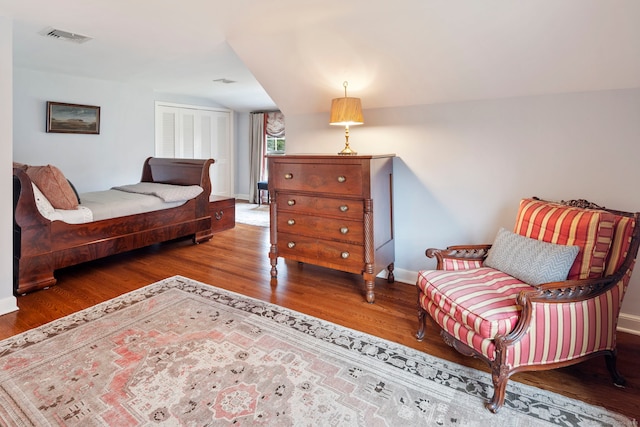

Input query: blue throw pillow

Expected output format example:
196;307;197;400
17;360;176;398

484;228;580;286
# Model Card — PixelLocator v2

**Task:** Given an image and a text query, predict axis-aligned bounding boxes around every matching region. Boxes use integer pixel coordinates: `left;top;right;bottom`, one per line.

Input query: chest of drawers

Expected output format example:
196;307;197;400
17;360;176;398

267;154;395;303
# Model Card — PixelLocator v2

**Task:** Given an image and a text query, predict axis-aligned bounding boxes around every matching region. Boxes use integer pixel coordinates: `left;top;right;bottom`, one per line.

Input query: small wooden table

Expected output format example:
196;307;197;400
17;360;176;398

209;196;236;233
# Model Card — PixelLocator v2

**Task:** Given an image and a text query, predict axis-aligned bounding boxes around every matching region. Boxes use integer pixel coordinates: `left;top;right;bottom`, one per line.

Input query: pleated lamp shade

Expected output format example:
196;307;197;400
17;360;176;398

329;81;364;155
329;97;364;126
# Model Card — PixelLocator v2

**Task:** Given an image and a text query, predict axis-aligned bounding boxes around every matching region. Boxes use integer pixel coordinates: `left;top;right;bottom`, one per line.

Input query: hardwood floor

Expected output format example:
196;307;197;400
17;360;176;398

2;223;639;421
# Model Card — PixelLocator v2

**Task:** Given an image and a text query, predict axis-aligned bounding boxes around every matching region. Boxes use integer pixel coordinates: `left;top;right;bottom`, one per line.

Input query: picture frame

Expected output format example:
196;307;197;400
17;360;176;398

46;101;100;134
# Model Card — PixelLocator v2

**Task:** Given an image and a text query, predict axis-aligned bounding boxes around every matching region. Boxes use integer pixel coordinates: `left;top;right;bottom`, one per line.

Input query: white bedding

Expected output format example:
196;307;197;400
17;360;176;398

111;182;203;202
32;182;201;224
80;189;187;221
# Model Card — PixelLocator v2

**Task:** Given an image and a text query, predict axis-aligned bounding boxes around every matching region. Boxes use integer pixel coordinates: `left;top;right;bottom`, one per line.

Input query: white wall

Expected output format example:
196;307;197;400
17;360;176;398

0;17;17;314
13;69;157;192
286;88;640;333
12;70;248;195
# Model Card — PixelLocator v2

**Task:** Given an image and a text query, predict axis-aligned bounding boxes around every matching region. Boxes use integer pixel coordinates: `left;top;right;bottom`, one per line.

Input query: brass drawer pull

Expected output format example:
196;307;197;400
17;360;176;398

339;205;349;212
340;227;349;234
287;219;296;226
337;175;346;183
288;199;296;206
341;251;350;259
288;241;296;249
284;173;293;180
214;211;224;220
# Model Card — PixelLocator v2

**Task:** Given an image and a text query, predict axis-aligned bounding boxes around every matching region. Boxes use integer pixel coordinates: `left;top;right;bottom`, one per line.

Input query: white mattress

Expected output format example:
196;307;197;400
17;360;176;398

33;183;196;224
78;189;186;222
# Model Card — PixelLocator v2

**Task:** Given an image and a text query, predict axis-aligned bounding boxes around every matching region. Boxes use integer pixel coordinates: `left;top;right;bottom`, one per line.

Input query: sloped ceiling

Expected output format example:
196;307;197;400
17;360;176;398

3;0;640;114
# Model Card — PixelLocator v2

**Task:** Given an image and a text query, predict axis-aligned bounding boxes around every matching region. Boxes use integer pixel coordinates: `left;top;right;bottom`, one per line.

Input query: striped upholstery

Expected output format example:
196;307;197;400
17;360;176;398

417;268;530;339
514;198;616;280
418;200;637;369
423;276;630;367
507;277;631;369
423;297;496;359
605;216;636;275
442;258;484;271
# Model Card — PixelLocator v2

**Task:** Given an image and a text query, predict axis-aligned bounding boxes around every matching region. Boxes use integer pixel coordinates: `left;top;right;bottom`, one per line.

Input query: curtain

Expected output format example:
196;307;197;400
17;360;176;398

249;111;285;204
249;113;265;204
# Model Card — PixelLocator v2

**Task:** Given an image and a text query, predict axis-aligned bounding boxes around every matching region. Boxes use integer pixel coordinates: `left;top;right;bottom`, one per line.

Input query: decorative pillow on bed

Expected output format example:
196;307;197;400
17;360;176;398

484;227;580;286
26;165;79;210
13;161;29;170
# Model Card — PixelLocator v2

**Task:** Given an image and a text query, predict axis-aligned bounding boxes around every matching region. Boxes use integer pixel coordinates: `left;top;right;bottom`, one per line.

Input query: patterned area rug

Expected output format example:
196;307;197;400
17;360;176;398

0;276;634;426
235;202;269;227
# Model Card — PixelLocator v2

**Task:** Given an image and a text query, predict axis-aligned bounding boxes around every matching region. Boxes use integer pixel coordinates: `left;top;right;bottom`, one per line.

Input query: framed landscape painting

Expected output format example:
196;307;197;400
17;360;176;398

46;102;100;134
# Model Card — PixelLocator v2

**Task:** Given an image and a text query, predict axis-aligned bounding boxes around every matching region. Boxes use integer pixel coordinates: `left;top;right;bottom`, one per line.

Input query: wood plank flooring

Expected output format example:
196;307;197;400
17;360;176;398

2;222;639;421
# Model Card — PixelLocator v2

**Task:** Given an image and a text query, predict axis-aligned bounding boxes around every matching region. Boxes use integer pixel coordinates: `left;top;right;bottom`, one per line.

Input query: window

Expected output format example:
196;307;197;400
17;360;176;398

266;135;285;154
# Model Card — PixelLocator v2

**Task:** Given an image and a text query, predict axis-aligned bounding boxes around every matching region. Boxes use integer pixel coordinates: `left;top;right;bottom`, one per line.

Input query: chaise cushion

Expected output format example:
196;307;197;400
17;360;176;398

26;164;79;210
514;198;616;280
417;267;531;339
484;228;579;285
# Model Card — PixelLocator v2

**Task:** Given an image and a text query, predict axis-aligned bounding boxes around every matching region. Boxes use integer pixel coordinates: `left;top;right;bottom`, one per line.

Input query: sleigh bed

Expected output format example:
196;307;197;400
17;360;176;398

13;157;215;295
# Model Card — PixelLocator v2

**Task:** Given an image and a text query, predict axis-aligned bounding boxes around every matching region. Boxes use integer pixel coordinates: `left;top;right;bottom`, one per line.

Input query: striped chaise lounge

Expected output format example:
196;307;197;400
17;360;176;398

416;197;640;412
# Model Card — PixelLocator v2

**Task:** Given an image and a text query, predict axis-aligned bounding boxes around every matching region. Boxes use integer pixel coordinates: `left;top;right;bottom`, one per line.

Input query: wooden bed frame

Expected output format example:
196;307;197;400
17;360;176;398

13;157;215;295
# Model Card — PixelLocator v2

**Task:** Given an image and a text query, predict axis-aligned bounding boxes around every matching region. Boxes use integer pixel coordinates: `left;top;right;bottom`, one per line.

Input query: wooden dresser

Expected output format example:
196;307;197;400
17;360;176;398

268;154;395;303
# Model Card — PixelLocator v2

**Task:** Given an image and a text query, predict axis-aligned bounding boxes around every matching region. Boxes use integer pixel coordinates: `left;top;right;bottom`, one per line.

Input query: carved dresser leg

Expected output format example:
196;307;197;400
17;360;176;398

387;263;395;283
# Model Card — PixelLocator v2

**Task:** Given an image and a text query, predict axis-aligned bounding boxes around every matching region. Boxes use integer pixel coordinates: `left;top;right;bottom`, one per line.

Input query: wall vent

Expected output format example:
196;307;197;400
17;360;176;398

39;27;92;44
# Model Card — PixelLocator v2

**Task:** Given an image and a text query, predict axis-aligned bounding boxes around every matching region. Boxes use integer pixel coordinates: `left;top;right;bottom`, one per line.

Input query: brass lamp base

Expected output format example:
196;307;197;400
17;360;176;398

338;143;357;156
337;127;357;156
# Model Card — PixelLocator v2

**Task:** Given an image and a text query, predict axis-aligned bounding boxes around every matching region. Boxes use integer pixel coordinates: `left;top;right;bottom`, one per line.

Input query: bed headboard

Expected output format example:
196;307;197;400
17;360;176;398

141;157;214;189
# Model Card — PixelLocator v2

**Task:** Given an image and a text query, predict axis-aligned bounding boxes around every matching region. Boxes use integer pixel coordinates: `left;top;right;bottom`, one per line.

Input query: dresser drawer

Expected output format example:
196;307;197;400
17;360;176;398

277;214;363;244
271;163;363;196
275;193;363;220
318;240;364;269
277;232;364;269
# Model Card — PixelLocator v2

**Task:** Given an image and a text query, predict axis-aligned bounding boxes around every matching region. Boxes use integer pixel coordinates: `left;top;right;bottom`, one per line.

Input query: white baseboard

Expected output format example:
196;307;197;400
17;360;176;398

0;295;18;316
380;267;416;286
235;193;249;201
618;313;640;336
387;268;640;336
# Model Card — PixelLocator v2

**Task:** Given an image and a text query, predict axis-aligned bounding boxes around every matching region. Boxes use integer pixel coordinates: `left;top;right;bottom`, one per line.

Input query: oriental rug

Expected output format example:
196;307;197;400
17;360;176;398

0;276;635;426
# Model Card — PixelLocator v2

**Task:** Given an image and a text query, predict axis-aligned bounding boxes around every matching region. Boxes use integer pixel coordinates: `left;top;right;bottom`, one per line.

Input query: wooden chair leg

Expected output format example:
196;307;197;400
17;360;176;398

416;293;427;341
605;351;626;386
485;364;509;413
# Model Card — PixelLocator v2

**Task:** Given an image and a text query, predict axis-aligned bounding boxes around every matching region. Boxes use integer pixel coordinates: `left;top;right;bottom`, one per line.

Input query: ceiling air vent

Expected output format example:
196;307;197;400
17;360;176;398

39;27;92;44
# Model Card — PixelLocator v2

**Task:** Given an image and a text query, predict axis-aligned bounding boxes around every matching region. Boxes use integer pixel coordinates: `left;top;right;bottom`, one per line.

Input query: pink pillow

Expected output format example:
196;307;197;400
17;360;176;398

13;161;29;170
26;165;79;210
